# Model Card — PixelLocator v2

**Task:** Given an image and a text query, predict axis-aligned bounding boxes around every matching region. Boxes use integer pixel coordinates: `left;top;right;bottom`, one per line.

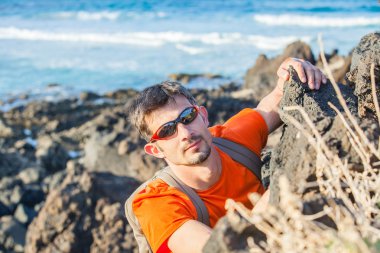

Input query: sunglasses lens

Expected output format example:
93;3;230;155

152;107;198;141
180;107;197;124
157;122;177;139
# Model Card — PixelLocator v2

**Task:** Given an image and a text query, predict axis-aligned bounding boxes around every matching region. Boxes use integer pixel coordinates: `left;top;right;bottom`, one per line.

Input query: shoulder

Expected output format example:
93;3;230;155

209;109;269;156
132;179;197;252
133;179;196;213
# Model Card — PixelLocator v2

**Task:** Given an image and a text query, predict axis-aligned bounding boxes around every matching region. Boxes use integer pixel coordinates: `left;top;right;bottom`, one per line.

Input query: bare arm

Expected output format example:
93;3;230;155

256;58;327;133
168;220;212;253
255;79;284;133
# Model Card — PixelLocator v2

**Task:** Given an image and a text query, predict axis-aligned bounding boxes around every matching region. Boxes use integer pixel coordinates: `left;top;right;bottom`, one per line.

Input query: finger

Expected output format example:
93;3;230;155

292;61;307;83
314;70;322;90
277;68;290;80
305;68;315;89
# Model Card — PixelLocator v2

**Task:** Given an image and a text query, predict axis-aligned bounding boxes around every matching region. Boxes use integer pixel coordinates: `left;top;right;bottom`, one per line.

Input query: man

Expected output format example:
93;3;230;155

127;58;326;253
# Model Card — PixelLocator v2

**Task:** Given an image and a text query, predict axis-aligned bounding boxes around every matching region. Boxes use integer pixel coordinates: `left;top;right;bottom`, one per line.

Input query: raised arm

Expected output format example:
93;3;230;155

256;58;327;133
168;220;212;253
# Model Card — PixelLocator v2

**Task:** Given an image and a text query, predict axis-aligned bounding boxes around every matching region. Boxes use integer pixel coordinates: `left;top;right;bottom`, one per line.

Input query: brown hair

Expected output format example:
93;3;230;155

128;81;197;140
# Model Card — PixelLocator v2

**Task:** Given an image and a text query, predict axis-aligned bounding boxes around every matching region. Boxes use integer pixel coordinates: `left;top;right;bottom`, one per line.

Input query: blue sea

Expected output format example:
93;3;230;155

0;0;379;108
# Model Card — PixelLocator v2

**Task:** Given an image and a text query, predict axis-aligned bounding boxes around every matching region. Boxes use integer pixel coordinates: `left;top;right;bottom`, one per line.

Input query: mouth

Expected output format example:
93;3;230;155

185;139;201;151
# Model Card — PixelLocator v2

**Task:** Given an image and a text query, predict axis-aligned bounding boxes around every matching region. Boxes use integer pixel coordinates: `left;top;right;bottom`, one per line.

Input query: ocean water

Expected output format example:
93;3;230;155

0;0;379;105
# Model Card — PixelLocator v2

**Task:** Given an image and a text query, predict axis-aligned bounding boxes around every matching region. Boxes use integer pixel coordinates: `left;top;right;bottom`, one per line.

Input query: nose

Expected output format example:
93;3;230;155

176;122;193;141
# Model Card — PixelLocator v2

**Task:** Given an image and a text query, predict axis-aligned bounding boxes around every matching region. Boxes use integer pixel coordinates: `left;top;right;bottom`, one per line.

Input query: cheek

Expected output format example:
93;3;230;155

159;139;180;154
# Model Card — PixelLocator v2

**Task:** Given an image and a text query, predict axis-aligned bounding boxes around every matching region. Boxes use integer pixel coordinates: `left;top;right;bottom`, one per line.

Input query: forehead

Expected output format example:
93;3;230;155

146;95;193;129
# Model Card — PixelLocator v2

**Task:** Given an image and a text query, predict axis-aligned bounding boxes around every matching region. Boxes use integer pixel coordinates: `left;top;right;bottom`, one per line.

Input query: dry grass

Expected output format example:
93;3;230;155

225;36;380;253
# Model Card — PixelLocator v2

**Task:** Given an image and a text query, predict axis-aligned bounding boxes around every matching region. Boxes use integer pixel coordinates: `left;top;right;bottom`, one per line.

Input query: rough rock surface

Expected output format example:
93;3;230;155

0;151;30;178
269;67;359;203
35;135;70;173
25;164;140;253
346;32;380;118
203;214;266;253
0;216;26;253
82;106;166;182
168;73;223;84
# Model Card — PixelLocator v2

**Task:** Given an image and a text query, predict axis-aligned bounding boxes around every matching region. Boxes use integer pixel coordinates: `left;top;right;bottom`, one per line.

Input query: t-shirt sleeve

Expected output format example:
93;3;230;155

132;180;197;252
209;108;269;157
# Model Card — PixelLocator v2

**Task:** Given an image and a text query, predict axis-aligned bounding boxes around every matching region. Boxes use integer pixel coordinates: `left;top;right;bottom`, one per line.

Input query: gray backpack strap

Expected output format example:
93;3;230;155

157;167;210;226
125;182;154;253
124;168;211;253
212;137;262;182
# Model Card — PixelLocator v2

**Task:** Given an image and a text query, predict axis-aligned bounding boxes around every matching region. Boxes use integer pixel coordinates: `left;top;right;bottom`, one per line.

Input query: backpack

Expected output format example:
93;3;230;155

124;137;262;253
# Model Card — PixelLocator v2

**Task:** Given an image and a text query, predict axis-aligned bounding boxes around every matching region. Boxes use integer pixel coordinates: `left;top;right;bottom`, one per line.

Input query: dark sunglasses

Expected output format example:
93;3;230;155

150;106;199;142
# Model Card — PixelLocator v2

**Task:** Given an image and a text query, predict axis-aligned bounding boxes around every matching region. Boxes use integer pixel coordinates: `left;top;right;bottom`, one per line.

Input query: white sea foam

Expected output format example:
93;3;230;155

254;14;380;27
52;11;167;21
175;44;207;55
34;59;139;71
246;35;311;50
156;12;167;18
0;27;163;46
55;11;121;21
0;27;309;50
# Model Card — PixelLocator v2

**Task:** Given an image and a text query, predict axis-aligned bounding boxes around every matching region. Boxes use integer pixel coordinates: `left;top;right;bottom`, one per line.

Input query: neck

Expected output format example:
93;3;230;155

166;146;221;191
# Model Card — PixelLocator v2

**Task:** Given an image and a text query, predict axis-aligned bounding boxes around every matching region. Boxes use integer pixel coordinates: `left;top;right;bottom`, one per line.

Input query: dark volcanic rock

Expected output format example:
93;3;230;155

0;177;23;214
25;166;140;253
269;67;359;203
0;201;11;217
36;135;70;173
104;89;138;102
17;167;45;185
3;98;110;135
0;116;15;138
14;204;37;225
346;32;380;118
19;184;45;208
80;91;101;101
90;200;138;253
82;107;165;182
0;216;26;253
203;214;266;253
168;73;223;84
0;151;30;178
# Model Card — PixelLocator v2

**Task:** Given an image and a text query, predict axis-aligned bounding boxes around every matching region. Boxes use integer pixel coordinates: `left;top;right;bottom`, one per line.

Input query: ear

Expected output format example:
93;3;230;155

198;106;209;127
144;142;165;159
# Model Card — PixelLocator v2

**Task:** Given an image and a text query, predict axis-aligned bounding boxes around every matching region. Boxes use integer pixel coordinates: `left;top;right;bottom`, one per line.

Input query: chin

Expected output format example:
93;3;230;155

187;149;211;165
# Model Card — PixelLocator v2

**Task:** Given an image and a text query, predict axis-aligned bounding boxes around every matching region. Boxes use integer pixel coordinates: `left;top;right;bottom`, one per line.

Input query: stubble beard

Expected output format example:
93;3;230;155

183;136;211;165
187;146;211;165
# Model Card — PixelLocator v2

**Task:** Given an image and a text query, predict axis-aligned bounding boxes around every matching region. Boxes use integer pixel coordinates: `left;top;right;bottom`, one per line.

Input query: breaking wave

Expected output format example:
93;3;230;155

254;14;380;27
0;27;310;50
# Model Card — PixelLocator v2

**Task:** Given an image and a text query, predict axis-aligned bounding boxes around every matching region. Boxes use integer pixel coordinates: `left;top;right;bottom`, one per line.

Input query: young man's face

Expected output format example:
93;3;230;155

144;95;213;166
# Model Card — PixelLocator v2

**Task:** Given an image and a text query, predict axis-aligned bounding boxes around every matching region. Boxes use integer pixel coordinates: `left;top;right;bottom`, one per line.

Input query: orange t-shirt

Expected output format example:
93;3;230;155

132;109;268;253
